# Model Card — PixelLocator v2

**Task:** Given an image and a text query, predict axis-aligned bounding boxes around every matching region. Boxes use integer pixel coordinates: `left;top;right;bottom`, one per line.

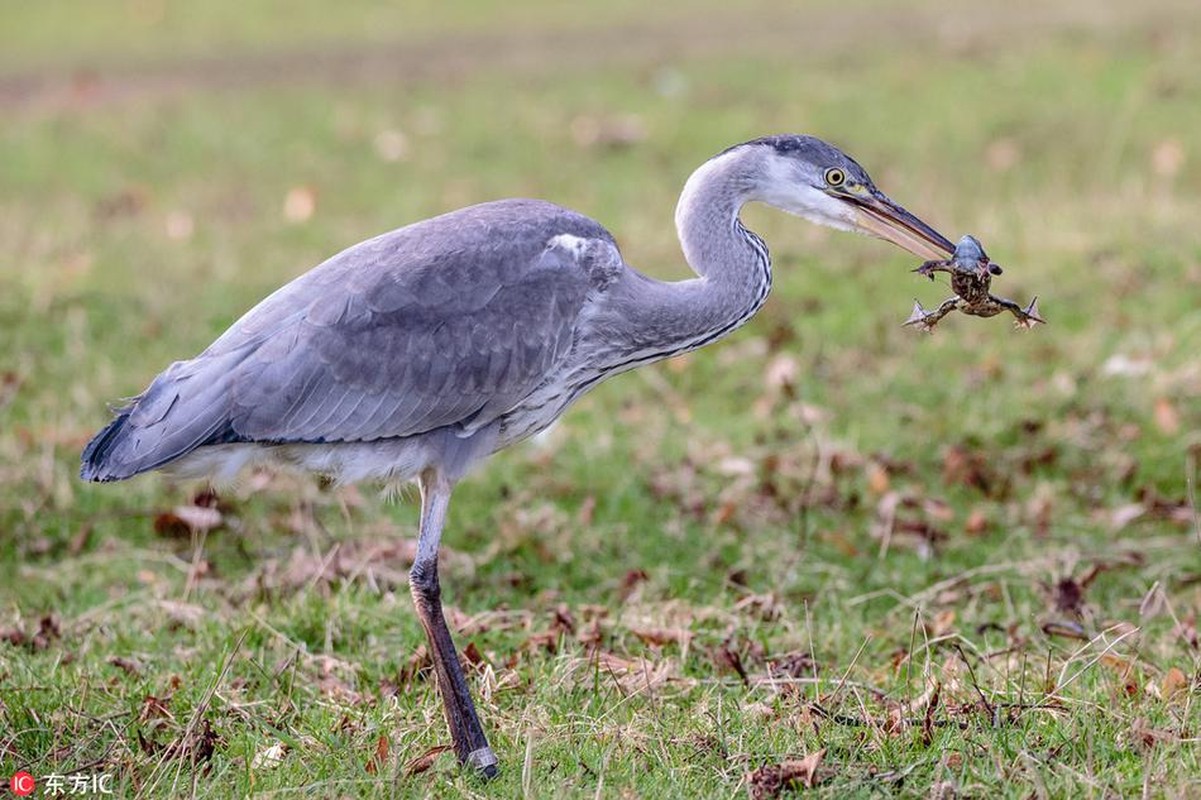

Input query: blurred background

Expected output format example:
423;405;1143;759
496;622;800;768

1;0;1199;795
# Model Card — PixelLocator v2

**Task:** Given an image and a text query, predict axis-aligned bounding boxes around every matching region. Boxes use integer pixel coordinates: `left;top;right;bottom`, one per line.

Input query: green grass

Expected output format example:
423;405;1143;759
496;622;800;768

3;1;1201;797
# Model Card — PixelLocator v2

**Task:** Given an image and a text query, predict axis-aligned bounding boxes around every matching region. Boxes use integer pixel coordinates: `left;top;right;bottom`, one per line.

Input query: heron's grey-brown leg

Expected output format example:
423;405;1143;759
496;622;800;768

410;471;499;778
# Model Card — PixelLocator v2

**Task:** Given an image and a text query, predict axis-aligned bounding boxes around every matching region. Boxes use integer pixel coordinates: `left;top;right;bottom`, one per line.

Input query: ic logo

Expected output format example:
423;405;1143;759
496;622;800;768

9;771;36;797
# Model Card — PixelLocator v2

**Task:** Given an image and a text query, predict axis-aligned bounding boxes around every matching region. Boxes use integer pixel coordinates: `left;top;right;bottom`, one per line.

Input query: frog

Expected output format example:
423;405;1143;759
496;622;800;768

903;234;1044;332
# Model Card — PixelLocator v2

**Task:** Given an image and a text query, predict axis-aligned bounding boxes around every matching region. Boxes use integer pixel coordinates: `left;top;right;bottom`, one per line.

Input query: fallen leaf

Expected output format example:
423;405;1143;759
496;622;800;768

964;509;990;535
985;137;1021;172
462;641;487;668
1051;576;1088;618
252;741;288;769
562;652;681;694
630;626;693;647
1110;503;1145;531
365;733;389;775
570;114;646;149
373;129;409;162
283;186;317;223
1150;138;1185;178
108;655;142;676
713;641;749;686
747;748;826;798
1130;717;1175;750
164;210;194;241
1161;667;1188;700
618;569;649;602
154;504;223;537
139;694;174;723
1154;397;1180;434
865;462;890;495
765;651;817;680
941;444;995;494
929;610;957;637
763;354;799;396
404;745;452;776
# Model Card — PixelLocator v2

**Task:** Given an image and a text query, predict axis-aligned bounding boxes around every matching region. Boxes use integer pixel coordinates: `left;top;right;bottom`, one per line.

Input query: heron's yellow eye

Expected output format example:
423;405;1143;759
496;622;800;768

824;167;846;188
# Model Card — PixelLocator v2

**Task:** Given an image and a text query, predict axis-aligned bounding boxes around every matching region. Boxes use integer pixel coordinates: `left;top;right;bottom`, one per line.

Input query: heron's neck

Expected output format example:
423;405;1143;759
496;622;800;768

596;150;771;371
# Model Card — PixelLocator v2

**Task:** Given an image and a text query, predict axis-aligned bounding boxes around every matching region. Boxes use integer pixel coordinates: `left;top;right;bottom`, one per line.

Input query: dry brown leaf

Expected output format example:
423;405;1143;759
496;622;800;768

618;569;649;603
108;655;142;676
0;614;60;652
1151;138;1185;178
964;508;990;535
630;626;693;647
462;641;488;668
365;733;389;775
164;210;194;241
1109;503;1144;531
747;748;826;799
713;641;749;686
733;593;784;622
570;114;646;149
139;694;174;723
1052;577;1087;617
1102;654;1140;698
283;186;317;223
1153;397;1181;434
562;652;681;694
404;744;452;776
1161;667;1189;700
154;504;223;537
373;129;409;162
941;444;995;494
763;354;799;395
1130;717;1176;750
929;609;957;637
865;462;890;495
985;137;1021;172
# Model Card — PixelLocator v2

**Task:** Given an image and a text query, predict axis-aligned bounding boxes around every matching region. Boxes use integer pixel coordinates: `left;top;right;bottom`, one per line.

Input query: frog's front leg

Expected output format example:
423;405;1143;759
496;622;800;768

903;296;961;333
914;260;953;281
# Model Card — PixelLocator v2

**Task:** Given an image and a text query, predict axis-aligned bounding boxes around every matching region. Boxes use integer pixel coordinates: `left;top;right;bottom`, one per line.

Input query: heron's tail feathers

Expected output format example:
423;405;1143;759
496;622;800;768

80;356;241;482
80;404;139;482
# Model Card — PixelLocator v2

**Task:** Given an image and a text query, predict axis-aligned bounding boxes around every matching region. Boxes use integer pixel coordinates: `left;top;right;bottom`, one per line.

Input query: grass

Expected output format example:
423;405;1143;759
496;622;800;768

2;0;1201;797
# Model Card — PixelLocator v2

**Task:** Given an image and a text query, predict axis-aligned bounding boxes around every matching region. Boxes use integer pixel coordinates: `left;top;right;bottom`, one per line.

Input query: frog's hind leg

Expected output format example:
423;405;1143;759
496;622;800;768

985;293;1044;329
903;297;960;333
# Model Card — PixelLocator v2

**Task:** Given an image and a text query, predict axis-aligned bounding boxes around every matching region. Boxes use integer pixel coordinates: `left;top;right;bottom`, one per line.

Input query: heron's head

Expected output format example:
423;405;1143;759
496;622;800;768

737;134;954;260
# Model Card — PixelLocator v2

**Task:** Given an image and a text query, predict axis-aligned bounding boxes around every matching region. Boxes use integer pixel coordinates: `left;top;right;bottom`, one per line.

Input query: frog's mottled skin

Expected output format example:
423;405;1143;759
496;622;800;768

904;234;1043;332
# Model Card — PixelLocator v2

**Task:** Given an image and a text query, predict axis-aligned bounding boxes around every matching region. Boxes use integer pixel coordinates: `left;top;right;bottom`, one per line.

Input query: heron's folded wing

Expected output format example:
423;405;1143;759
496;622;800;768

226;252;593;443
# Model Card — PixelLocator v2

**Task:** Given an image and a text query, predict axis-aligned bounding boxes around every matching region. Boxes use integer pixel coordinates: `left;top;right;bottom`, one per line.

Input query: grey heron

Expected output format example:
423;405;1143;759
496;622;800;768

81;134;955;777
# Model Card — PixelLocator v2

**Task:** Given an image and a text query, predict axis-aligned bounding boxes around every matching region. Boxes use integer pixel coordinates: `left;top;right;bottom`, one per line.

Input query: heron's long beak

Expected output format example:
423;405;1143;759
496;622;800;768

845;189;954;261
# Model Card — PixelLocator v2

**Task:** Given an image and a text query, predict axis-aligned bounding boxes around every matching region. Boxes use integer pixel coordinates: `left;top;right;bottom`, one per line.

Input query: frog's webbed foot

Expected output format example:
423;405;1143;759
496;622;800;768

903;297;959;333
1010;296;1045;329
976;294;1045;328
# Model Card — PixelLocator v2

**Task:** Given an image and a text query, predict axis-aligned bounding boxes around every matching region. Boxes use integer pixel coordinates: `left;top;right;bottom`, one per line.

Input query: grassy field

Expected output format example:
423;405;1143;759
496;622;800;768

2;0;1200;797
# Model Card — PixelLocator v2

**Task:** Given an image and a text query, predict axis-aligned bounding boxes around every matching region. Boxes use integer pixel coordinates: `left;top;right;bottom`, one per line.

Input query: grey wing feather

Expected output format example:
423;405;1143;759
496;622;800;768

81;199;620;481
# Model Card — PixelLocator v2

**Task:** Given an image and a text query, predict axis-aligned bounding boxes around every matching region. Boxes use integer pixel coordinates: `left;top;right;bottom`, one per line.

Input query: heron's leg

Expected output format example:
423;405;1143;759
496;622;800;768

410;471;499;778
